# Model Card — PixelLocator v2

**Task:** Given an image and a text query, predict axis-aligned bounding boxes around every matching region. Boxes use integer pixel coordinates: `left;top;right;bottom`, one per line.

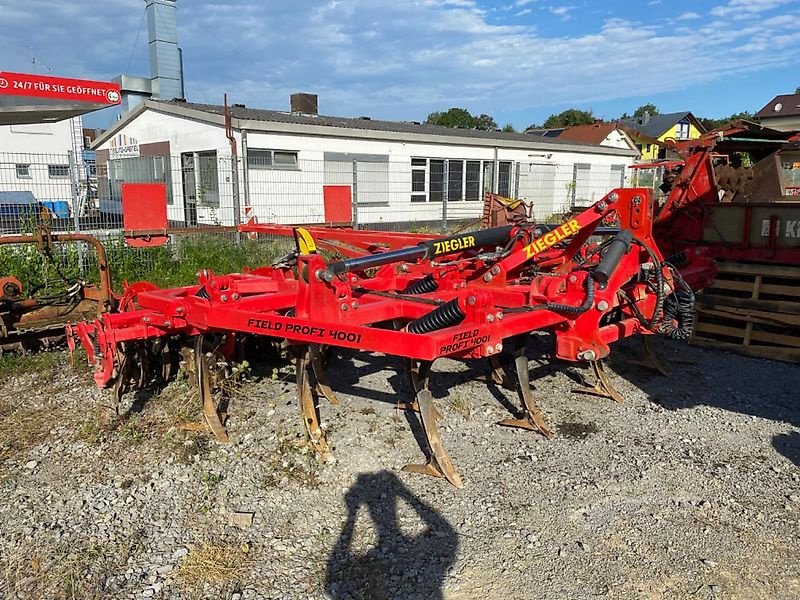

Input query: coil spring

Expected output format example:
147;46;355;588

285;308;296;317
657;290;696;340
403;275;439;295
407;299;465;334
195;286;210;300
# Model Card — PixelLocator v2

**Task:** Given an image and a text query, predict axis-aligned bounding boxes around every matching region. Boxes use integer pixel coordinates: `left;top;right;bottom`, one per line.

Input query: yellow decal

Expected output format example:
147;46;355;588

294;227;317;255
432;235;476;256
524;219;580;259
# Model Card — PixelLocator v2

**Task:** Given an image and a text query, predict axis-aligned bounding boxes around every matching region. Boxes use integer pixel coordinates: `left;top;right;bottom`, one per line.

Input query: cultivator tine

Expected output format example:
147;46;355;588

497;337;554;439
110;346;133;415
477;355;515;390
194;336;229;443
309;344;339;405
629;335;671;376
402;360;463;488
573;360;625;404
296;346;332;461
396;359;442;421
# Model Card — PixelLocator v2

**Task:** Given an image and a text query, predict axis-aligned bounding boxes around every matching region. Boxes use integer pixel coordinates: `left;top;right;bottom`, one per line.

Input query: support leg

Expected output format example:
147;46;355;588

497;337;554;439
309;344;339;405
573;360;625;404
629;335;671;376
296;346;331;460
477;354;515;390
195;335;229;442
402;360;463;488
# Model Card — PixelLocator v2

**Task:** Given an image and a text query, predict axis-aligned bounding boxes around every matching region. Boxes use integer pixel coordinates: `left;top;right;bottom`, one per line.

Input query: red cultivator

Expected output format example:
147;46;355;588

68;188;714;487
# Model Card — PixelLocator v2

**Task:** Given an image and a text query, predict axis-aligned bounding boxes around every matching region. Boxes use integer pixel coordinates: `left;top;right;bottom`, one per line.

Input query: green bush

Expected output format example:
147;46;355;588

0;235;290;296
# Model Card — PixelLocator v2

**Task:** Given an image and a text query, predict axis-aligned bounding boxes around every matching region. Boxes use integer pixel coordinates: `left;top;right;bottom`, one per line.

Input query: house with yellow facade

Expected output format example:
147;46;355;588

620;111;705;161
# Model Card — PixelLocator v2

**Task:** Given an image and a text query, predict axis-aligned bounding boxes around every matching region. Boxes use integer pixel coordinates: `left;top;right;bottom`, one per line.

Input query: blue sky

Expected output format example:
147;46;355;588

2;0;800;129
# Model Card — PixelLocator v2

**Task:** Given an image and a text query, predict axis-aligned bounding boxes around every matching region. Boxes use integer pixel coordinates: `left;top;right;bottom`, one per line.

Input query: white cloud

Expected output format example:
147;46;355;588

677;11;701;20
710;0;792;17
549;5;574;17
1;0;800;125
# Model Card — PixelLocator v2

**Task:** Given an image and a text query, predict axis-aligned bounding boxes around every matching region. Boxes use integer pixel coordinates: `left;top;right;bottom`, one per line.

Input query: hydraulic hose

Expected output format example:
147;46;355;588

320;225;514;281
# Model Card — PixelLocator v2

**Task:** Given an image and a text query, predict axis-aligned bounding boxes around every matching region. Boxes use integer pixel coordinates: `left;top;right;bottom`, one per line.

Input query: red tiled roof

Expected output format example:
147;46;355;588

556;123;619;145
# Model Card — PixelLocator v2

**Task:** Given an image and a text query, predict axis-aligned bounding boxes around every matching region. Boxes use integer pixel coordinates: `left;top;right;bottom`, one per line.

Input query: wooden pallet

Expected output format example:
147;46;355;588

691;261;800;363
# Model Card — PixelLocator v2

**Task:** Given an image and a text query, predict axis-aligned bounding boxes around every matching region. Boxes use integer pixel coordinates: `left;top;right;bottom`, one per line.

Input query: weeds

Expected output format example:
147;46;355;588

448;394;472;420
262;436;321;488
178;542;252;592
0;234;291;296
0;350;67;383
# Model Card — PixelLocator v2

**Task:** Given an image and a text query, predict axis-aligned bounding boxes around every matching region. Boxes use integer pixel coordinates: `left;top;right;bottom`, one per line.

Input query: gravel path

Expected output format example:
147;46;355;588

0;337;798;599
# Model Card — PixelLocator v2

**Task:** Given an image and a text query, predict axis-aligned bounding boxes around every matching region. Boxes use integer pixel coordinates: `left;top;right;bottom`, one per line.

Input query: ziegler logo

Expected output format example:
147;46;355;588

524;220;581;258
432;235;476;256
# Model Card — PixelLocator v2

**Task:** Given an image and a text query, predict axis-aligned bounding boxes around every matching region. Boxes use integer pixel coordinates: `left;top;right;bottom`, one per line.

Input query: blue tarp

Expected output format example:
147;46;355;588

0;192;70;219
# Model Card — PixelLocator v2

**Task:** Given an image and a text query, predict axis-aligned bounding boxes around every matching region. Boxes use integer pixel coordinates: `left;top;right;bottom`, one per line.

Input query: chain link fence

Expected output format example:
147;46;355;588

1;151;636;290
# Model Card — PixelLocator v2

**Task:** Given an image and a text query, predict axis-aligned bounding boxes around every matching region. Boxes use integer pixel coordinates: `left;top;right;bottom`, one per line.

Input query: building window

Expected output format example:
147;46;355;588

448;160;463;201
465;161;481;201
411;158;427;203
676;120;691;139
611;164;626;188
498;161;512;196
247;149;298;169
15;164;31;178
410;157;513;202
429;160;445;202
48;164;70;178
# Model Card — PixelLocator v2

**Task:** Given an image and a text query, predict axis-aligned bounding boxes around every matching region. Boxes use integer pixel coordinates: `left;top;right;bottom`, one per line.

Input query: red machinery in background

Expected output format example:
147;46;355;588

69;187;714;487
641;120;800;266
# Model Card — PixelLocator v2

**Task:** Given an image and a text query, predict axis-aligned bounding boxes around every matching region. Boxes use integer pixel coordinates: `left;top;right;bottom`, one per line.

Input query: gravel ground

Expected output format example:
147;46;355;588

0;337;798;600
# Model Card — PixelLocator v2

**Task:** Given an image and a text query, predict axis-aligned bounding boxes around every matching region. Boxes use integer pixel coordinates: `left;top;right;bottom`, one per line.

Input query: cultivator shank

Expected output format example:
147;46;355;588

69;188;715;487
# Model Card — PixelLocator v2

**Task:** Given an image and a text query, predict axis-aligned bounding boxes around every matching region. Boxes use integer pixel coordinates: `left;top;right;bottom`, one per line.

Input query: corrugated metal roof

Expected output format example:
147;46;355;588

163;100;612;146
92;99;638;156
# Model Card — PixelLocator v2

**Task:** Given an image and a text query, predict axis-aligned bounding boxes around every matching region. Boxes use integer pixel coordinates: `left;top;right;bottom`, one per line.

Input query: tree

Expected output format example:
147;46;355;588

699;111;756;131
633;103;660;118
473;113;498;131
539;108;596;129
502;123;516;133
426;107;475;128
796;85;800;94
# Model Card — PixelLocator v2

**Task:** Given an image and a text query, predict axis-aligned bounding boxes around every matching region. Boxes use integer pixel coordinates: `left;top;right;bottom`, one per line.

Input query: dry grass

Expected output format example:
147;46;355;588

177;542;252;587
0;531;145;600
261;436;321;489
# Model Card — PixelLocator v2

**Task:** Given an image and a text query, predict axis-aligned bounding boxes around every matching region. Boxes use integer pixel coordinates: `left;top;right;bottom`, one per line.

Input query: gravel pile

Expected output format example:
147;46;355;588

0;337;798;599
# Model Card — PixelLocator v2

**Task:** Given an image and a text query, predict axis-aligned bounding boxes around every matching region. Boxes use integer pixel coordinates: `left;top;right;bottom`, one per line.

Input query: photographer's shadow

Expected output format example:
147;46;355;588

325;470;458;600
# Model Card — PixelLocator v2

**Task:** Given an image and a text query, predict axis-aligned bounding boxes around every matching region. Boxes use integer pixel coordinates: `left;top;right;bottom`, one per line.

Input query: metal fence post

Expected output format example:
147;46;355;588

352;160;359;229
441;159;449;232
68;150;86;272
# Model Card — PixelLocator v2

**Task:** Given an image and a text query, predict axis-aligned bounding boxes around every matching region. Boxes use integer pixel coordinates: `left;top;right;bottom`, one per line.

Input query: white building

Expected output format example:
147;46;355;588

0;121;78;215
92;97;638;227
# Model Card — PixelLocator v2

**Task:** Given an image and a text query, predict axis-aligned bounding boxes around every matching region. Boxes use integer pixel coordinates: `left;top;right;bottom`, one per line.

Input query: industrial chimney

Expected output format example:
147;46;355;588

145;0;185;100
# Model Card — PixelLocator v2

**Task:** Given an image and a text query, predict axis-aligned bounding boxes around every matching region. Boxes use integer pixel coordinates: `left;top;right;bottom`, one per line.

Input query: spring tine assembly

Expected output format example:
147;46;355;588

573;360;625;404
497;336;554;438
194;335;229;442
309;344;339;405
295;346;332;461
402;360;463;488
477;354;516;390
629;335;671;376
